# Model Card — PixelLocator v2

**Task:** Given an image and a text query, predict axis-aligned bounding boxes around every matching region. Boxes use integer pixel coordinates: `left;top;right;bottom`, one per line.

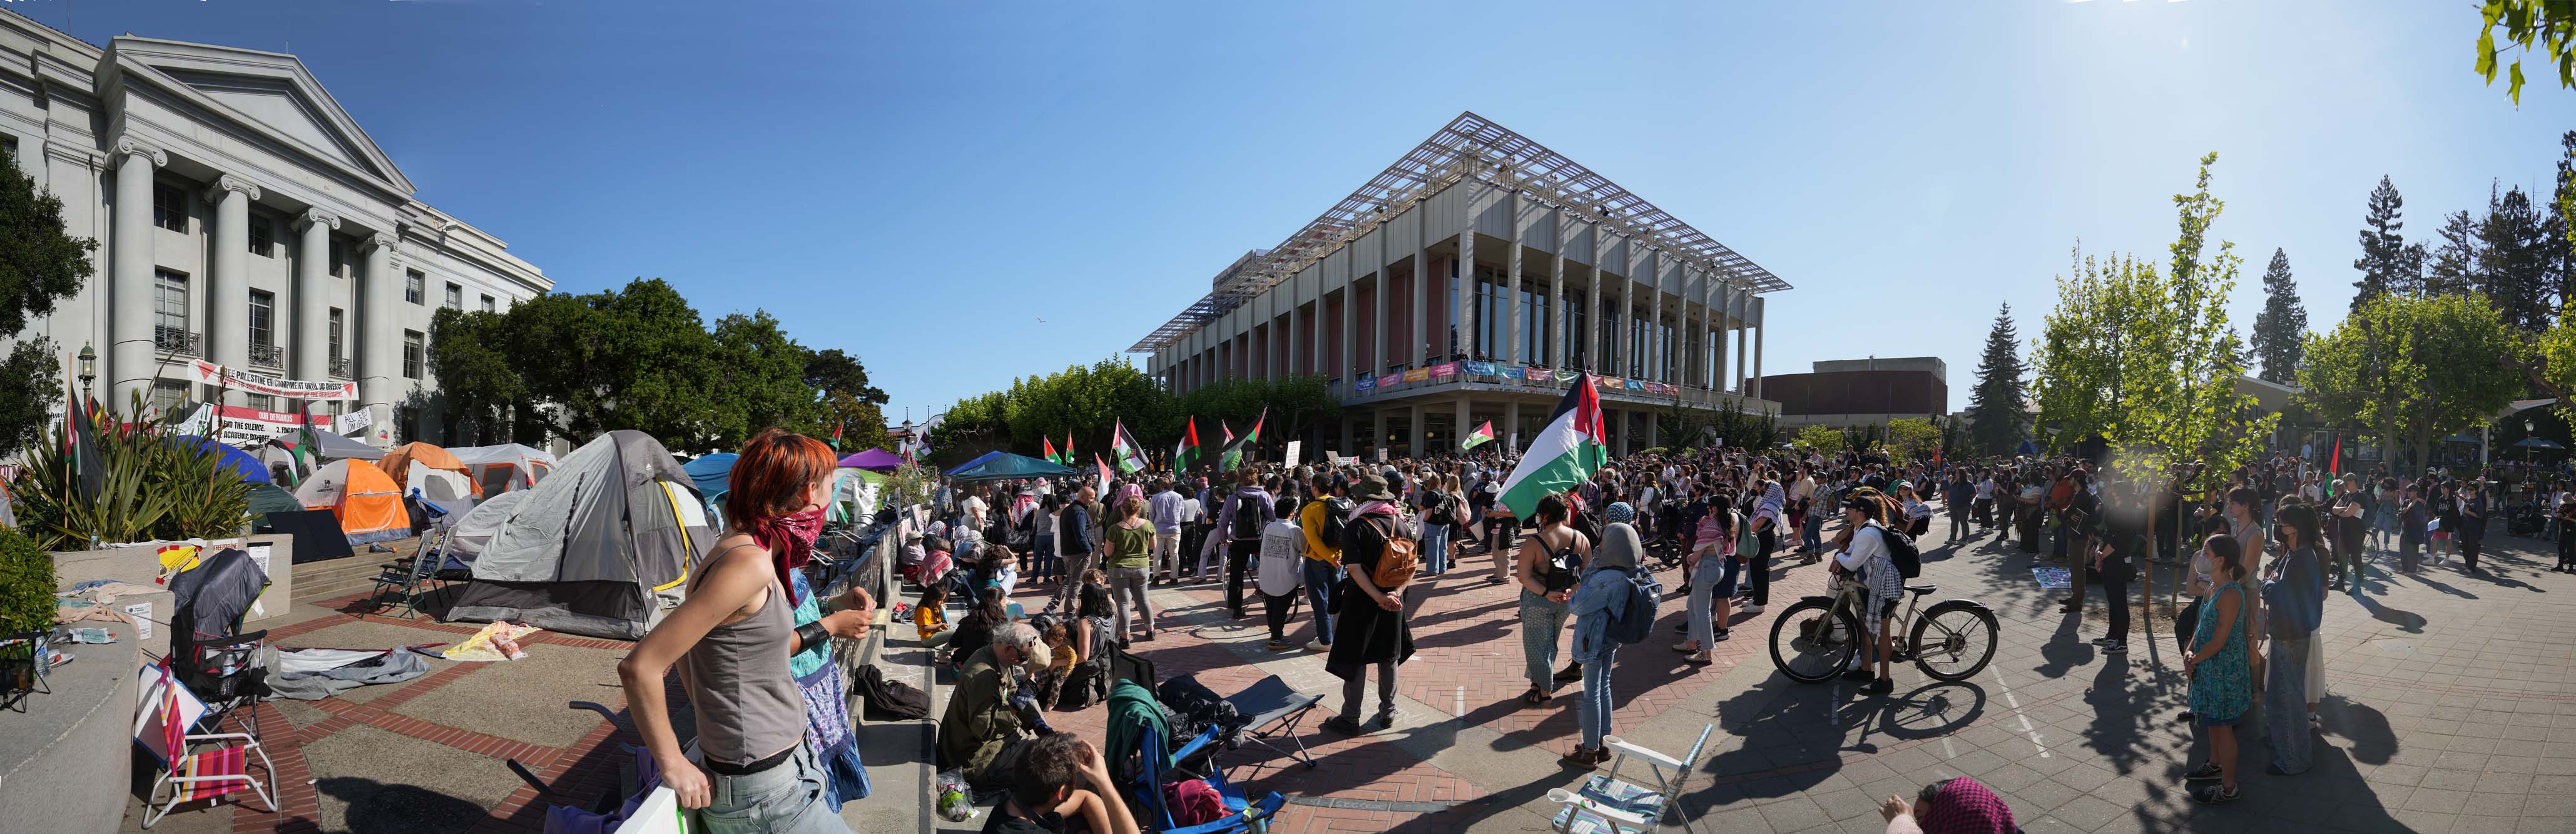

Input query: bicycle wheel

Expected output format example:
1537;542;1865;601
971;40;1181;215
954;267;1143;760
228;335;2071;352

1768;598;1861;684
1908;600;1999;681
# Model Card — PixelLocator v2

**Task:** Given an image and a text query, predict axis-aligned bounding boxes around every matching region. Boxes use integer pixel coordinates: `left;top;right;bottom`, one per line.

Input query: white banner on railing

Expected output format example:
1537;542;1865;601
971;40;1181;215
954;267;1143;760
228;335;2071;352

211;405;333;448
186;360;357;400
333;407;374;435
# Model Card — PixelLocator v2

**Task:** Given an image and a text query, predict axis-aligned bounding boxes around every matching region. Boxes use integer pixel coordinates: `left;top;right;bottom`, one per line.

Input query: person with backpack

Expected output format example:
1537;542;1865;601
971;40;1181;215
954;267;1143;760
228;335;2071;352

1321;474;1417;735
1675;494;1739;664
1481;479;1524;585
1562;502;1652;768
1046;486;1099;616
1417;474;1454;576
1299;474;1350;652
1215;468;1277;619
1831;491;1906;695
2263;503;2328;775
1516;494;1592;706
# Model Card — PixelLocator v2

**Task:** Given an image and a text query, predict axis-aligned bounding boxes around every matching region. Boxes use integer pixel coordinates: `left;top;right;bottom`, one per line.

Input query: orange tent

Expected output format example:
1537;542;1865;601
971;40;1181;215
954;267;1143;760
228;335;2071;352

292;459;410;545
377;442;480;499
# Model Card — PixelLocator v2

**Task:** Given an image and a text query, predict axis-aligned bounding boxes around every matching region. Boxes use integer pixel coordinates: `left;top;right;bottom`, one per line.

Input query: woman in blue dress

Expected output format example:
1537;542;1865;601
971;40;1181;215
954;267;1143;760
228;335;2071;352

2182;535;2253;804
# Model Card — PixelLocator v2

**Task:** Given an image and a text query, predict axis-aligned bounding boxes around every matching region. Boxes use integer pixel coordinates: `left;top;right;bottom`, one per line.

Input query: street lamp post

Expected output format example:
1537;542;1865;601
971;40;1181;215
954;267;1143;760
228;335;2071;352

76;342;96;404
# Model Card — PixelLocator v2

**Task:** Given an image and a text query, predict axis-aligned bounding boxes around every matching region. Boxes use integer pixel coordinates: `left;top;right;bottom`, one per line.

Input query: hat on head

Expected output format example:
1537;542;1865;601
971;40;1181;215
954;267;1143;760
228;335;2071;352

1606;502;1636;524
1350;474;1397;501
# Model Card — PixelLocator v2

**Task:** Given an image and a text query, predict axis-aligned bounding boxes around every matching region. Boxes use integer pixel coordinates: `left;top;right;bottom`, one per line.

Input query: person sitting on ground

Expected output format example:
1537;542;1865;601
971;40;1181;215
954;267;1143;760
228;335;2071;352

1878;776;2020;834
944;595;1009;662
937;621;1053;788
1026;614;1076;708
915;582;952;641
981;733;1141;834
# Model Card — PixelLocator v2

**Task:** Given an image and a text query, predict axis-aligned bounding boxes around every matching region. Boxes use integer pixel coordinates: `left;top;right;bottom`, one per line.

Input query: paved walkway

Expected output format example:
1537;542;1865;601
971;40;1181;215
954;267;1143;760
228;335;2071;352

899;512;2576;834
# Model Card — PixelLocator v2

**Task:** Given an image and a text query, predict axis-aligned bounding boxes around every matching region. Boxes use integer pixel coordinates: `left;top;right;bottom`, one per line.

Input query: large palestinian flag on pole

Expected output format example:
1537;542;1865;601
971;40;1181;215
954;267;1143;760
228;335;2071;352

1057;430;1075;465
1111;419;1149;474
1495;375;1609;519
1173;417;1202;472
1218;409;1264;471
1460;420;1497;450
1042;436;1059;464
61;365;103;501
1094;453;1113;488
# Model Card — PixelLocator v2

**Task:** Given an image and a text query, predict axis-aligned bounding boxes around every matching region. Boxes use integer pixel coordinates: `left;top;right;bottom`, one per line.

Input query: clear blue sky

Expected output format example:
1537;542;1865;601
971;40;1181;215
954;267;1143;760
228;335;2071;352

31;0;2576;418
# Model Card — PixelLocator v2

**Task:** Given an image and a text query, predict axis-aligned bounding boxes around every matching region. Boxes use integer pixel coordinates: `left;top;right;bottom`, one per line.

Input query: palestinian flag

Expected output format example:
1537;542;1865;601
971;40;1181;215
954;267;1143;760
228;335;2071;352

1460;420;1497;450
829;422;844;452
1042;436;1059;464
1111;419;1148;474
1495;375;1609;519
1173;417;1203;472
1061;430;1076;465
290;402;323;486
1219;420;1235;447
1094;452;1113;489
1218;409;1264;471
61;372;103;501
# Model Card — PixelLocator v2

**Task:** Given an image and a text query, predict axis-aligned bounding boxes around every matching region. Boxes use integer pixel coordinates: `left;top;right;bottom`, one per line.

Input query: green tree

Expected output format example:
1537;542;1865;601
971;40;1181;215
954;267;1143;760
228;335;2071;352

2477;184;2560;332
803;347;892;451
1790;424;1846;455
2031;153;2273;486
2425;208;2485;297
2249;248;2308;384
2303;292;2525;469
706;310;829;445
1964;303;2030;455
0;145;96;459
2473;1;2576;104
2351;176;2426;312
1884;417;1942;465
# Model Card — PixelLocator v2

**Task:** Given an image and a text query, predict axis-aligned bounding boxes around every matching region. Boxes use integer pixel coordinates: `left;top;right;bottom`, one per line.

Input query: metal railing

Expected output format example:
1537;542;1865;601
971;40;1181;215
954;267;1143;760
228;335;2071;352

154;326;200;357
331;357;352;378
248;343;283;369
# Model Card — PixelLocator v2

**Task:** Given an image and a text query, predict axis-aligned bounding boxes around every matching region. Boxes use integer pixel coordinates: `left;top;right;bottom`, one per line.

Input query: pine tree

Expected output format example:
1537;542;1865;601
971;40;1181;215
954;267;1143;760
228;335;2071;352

1965;303;2030;456
2425;208;2484;297
2478;183;2556;332
2351;176;2425;312
2249;248;2308;384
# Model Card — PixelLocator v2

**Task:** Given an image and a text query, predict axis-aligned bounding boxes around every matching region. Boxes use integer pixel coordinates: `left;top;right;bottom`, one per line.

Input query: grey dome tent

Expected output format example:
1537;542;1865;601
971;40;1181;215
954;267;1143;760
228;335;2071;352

444;430;712;640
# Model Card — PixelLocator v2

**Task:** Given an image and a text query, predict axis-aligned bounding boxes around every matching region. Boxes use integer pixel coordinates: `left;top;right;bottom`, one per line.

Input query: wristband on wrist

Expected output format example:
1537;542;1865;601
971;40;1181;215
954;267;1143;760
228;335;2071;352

795;619;829;649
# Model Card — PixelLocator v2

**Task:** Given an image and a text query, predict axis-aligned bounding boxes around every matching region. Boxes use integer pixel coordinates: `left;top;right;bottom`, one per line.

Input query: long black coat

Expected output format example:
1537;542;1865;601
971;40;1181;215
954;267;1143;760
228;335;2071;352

1326;512;1416;679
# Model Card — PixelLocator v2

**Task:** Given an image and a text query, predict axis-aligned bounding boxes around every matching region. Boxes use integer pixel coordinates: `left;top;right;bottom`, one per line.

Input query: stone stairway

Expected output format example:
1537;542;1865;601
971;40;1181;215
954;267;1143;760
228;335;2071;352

289;537;423;606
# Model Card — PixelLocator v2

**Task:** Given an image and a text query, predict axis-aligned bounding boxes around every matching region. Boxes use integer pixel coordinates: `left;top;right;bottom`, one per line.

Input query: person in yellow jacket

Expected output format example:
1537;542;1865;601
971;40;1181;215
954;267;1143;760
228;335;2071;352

1297;473;1347;652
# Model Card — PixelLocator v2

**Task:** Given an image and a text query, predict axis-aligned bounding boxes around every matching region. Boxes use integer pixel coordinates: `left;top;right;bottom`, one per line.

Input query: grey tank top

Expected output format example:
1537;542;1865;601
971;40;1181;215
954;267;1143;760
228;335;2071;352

678;544;807;765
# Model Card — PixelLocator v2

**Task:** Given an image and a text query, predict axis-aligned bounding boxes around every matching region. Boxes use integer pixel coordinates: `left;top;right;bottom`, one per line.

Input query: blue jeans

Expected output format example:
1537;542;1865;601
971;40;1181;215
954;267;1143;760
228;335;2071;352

1302;559;1341;646
700;739;857;834
1421;522;1452;574
1578;651;1616;748
1520;589;1571;691
1688;556;1739;648
1801;518;1823;553
1031;536;1056;581
2266;635;2313;774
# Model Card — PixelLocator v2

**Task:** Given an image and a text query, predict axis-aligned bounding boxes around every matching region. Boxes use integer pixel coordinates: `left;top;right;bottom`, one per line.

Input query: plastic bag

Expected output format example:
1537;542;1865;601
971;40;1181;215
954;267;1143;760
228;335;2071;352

934;769;977;822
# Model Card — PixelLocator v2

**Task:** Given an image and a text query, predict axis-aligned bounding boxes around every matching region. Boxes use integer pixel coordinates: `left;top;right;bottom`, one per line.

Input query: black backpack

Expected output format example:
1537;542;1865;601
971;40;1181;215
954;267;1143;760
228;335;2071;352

1320;496;1353;543
1876;523;1922;579
1232;492;1267;541
1424;489;1453;526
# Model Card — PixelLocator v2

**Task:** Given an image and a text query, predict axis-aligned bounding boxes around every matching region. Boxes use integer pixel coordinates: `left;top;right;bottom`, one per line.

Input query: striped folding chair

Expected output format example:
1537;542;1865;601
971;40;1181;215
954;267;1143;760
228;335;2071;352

136;661;275;828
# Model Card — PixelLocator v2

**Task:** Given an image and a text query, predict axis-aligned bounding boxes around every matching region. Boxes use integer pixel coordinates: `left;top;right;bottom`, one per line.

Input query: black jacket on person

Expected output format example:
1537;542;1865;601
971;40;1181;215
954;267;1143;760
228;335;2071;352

1325;511;1417;679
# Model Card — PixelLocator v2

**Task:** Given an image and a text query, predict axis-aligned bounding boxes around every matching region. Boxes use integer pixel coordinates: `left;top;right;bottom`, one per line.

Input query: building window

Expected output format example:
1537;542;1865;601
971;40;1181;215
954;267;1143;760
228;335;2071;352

247;290;278;367
151;380;188;414
405;270;424;304
403;330;424;379
398;406;420;444
444;283;462;310
480;294;496;313
153;183;187;232
243;394;274;412
154;270;193;354
328;308;345;365
249;216;275;257
330;239;349;277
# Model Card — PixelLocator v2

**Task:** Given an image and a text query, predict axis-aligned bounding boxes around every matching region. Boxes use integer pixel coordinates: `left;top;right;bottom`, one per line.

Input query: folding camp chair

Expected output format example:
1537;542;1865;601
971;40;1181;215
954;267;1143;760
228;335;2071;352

1545;723;1714;834
369;500;458;618
137;661;275;828
0;630;53;713
1221;674;1320;770
1130;725;1288;834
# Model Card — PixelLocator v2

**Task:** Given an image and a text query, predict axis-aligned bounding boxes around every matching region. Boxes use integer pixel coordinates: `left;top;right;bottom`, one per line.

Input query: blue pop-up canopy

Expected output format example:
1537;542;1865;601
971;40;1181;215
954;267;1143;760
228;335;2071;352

682;452;738;501
168;435;272;484
944;451;1077;482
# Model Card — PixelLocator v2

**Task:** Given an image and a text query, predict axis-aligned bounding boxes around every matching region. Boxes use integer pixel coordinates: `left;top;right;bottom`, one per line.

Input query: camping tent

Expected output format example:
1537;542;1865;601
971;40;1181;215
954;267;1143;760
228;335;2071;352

245;484;302;517
379;443;477;500
168;435;270;484
838;447;904;472
290;459;410;545
449;444;557;496
444;430;713;640
443;490;531;563
944;451;1077;482
682;453;736;501
300;429;385;461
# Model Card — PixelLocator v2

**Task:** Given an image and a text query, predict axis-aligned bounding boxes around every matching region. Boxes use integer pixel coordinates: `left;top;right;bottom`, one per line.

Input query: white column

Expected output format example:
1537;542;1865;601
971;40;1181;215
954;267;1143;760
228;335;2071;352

1410;402;1425;455
1714;285;1729;394
1456;396;1472;452
1413;245;1430;367
206;176;260;407
1589;227;1606;372
1551;210;1569;369
1456;225;1475;362
293;208;339;382
1753;298;1766;401
1340;279;1357;381
108;138;166;409
362;232;397;439
1284;302;1298;378
1648;253;1664;382
1505;190;1523;365
1623;243;1646;378
1505;400;1522;449
1736;304;1749;394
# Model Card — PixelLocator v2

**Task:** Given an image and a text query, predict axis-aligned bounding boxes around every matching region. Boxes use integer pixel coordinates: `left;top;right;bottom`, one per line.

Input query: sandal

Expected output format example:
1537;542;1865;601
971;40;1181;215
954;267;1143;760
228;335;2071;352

1520;687;1552;705
2192;783;2239;804
1682;650;1712;665
2183;762;2222;781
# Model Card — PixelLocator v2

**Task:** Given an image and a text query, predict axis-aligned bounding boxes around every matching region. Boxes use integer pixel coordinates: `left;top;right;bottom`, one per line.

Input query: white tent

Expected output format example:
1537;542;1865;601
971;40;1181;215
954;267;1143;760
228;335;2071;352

449;444;557;496
404;460;476;504
444;490;532;562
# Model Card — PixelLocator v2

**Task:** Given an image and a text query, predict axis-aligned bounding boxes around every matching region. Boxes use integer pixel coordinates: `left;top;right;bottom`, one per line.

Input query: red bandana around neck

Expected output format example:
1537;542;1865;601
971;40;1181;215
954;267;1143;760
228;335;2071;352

746;507;825;604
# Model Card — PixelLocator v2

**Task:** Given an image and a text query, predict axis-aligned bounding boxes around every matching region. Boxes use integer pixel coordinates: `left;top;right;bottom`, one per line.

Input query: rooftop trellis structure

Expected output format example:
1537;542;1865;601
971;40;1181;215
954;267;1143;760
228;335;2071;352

1130;110;1788;353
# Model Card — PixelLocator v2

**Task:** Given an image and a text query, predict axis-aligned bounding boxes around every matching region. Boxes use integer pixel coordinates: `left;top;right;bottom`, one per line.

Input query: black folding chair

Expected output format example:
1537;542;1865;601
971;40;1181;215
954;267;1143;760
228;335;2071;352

1221;674;1320;770
369;499;458;618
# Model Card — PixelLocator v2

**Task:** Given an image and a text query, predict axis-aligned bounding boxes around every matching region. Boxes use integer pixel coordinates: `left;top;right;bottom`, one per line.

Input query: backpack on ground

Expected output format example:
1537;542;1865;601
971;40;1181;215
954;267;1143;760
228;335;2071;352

1232;492;1267;541
1156;674;1246;740
1876;522;1922;579
1602;566;1665;646
1367;516;1420;589
854;664;930;720
1319;496;1353;544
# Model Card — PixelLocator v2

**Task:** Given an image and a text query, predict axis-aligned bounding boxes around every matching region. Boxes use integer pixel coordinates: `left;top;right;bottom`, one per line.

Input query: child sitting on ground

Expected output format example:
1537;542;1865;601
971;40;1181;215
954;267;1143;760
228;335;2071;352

914;582;950;641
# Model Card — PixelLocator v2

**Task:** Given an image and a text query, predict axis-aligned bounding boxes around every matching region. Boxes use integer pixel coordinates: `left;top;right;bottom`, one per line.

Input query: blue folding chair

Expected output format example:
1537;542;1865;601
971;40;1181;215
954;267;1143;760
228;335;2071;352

1129;726;1286;834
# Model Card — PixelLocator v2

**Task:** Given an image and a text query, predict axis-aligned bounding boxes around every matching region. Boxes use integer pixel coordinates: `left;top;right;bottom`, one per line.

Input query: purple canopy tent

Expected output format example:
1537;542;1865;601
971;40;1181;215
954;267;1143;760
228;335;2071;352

838;447;904;472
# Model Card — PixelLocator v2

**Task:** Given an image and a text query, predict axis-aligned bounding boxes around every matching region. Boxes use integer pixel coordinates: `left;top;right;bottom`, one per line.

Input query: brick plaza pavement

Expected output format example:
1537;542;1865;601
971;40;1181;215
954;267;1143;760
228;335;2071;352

911;512;2576;834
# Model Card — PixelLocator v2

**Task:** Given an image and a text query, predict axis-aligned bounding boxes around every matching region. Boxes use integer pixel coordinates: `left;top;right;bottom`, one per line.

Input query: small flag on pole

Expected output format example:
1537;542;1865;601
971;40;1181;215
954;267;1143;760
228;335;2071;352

1218;409;1265;471
1461;420;1497;450
1112;419;1149;474
1042;436;1059;463
1094;452;1112;488
1173;417;1202;472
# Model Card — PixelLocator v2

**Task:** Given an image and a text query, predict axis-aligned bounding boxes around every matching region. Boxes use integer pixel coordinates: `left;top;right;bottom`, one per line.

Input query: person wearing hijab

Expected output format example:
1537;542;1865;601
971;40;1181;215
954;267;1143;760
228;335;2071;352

1879;776;2021;834
1562;502;1642;768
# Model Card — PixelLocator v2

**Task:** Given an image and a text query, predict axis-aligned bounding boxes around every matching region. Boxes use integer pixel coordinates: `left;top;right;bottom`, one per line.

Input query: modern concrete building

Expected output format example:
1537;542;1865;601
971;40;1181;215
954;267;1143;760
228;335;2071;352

1132;113;1788;457
1761;356;1949;430
0;11;547;447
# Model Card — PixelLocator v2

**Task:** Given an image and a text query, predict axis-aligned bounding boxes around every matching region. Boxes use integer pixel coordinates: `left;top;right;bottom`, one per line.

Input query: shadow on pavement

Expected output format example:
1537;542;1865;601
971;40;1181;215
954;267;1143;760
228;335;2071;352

316;776;489;834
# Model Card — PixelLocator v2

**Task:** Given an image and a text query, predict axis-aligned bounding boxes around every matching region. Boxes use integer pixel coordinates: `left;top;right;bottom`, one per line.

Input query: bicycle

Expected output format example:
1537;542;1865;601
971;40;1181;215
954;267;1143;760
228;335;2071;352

1767;572;1998;684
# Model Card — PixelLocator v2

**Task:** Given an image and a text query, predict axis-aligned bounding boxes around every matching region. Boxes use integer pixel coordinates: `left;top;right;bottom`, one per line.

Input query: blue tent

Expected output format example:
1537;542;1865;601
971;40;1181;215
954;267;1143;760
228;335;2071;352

2015;440;2039;456
169;435;271;484
944;451;1077;482
682;453;737;501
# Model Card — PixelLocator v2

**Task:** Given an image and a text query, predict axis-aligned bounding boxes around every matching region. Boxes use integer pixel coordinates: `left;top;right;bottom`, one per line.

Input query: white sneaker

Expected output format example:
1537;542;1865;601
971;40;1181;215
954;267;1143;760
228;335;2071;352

1740;603;1766;614
1306;639;1330;652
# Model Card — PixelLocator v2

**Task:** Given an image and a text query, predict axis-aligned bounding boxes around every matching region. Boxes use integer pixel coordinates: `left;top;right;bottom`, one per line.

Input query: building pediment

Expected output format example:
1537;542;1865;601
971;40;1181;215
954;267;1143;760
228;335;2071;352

103;36;415;195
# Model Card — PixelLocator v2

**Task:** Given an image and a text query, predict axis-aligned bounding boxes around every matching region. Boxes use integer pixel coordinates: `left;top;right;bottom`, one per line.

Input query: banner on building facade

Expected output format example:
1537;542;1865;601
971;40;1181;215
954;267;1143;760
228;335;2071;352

211;405;333;448
1377;372;1402;389
1599;376;1624;389
1555;369;1582;384
1429;362;1459;379
187;360;357;400
1402;368;1428;383
333;407;374;435
1624;379;1644;391
172;404;215;438
1463;361;1497;376
1522;366;1548;381
1355;375;1377;392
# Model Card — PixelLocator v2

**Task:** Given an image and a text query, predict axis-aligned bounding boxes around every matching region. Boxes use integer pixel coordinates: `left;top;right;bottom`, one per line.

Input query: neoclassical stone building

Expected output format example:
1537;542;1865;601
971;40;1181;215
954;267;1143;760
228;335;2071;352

0;10;547;446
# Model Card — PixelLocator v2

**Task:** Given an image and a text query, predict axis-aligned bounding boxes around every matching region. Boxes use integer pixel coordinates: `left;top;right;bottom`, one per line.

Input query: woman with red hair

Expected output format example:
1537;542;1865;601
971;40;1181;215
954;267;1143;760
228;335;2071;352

619;428;869;831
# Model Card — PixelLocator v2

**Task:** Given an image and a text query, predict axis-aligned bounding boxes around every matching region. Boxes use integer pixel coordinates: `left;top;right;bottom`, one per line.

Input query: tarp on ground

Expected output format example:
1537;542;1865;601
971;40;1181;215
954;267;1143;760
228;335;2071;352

168;435;271;484
449;443;557;495
944;451;1077;482
380;442;479;499
838;447;904;472
291;459;410;545
444;430;713;640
